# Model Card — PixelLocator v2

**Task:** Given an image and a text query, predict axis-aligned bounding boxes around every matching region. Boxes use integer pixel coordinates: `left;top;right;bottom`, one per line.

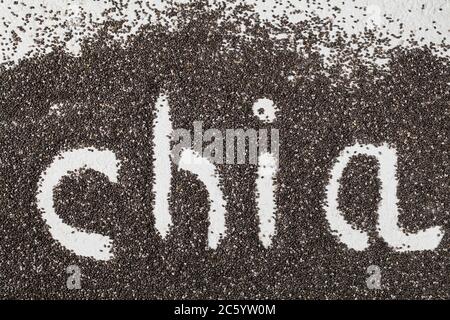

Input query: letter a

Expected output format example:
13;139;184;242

324;143;444;252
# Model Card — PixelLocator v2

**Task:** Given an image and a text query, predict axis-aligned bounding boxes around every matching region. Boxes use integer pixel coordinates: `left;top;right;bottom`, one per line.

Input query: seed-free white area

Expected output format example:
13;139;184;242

256;152;278;248
36;147;120;261
324;143;444;252
152;94;173;238
252;98;278;123
178;148;226;250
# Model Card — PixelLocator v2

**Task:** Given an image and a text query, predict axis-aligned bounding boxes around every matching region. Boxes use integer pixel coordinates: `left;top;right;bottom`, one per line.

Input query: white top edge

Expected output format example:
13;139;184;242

0;0;448;66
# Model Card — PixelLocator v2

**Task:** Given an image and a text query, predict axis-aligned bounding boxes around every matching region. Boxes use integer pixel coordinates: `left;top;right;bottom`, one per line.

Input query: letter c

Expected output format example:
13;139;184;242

36;147;120;261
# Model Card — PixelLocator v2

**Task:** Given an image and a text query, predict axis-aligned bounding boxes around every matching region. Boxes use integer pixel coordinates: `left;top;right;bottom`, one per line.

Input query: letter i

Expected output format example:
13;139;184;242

253;98;279;248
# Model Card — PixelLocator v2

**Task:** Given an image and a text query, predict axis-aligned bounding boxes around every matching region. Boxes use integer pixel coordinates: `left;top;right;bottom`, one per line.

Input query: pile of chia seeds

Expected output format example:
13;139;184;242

0;0;449;299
